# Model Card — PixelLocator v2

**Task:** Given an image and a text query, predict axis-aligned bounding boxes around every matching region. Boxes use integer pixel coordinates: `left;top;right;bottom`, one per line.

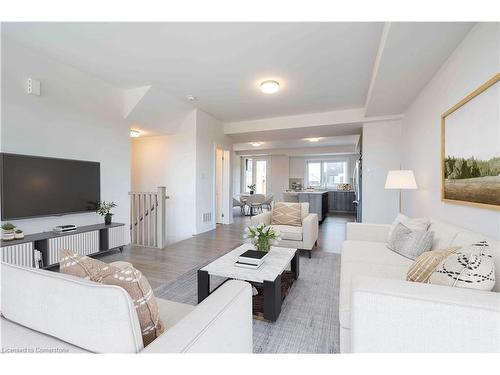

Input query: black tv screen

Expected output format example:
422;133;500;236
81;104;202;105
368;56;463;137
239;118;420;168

1;153;100;220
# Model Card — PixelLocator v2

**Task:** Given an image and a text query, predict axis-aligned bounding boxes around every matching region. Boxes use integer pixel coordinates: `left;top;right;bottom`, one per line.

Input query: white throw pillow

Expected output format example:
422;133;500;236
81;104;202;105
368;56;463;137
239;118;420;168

387;222;434;260
388;213;430;241
429;241;495;291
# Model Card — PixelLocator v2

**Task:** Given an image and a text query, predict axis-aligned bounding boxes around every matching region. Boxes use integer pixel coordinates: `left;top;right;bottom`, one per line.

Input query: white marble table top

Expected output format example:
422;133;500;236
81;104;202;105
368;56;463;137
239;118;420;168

201;243;297;283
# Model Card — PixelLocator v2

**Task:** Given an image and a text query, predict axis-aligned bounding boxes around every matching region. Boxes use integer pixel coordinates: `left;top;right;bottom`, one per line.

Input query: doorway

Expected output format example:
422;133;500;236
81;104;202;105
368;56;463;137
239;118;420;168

215;148;230;224
242;157;269;194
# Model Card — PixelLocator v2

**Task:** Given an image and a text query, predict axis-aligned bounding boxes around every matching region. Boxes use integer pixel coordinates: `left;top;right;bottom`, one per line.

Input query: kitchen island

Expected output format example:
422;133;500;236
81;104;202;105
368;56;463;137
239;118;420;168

285;191;328;222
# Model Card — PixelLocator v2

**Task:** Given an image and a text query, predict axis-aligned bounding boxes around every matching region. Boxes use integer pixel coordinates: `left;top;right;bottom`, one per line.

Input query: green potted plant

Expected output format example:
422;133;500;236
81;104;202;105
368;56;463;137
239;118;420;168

244;223;281;252
96;201;117;225
14;229;25;239
2;223;16;241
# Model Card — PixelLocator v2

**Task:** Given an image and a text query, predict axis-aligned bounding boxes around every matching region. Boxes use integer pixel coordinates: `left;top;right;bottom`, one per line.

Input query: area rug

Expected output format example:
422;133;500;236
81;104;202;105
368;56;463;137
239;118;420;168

154;251;341;353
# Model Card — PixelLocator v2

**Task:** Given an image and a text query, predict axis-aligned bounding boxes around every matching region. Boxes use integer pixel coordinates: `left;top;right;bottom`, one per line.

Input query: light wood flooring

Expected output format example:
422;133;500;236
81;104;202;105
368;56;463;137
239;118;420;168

98;210;354;289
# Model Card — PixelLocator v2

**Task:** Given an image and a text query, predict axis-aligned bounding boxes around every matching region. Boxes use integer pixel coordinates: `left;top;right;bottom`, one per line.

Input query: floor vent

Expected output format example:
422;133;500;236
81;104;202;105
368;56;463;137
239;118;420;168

202;212;212;224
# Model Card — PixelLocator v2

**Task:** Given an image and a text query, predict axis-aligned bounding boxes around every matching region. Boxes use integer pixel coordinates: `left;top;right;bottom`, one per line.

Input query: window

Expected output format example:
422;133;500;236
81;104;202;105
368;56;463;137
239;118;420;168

306;160;348;188
242;157;268;194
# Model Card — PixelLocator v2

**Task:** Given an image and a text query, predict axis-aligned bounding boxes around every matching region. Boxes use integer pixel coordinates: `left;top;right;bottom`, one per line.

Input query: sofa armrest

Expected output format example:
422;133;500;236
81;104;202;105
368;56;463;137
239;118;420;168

346;223;390;242
351;276;500;353
302;213;319;250
250;211;271;226
141;280;252;353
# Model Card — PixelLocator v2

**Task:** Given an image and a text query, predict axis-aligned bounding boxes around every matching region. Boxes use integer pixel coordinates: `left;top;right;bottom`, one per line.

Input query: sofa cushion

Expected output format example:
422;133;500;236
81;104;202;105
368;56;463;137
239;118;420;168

156;298;195;329
270;224;303;241
342;240;414;267
60;250;165;347
428;219;460;250
340;240;411;329
271;202;302;226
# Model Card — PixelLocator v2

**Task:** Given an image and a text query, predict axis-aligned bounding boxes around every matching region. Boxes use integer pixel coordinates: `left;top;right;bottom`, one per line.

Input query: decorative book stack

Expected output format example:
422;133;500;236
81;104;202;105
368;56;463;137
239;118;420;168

235;250;268;269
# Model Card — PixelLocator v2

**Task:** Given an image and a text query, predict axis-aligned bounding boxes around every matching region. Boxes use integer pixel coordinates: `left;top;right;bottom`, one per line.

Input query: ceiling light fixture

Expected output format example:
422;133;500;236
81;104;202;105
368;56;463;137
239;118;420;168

307;137;321;142
250;142;262;147
186;95;197;101
130;129;141;138
259;80;280;94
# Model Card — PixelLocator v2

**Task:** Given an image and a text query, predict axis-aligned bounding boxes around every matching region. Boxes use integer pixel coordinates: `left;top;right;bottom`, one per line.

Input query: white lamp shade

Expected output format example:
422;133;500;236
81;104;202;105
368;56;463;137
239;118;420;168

384;170;418;190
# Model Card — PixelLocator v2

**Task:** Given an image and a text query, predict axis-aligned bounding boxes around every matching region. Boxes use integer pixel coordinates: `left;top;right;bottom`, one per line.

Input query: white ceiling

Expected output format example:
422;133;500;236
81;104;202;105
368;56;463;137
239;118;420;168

1;22;475;136
2;22;383;122
365;22;474;116
233;134;360;151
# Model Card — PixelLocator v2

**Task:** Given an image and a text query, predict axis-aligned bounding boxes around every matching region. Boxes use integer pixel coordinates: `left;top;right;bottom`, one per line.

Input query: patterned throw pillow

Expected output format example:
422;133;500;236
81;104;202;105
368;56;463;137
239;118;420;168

59;249;165;346
271;202;302;227
429;241;496;291
387;222;434;260
407;246;461;283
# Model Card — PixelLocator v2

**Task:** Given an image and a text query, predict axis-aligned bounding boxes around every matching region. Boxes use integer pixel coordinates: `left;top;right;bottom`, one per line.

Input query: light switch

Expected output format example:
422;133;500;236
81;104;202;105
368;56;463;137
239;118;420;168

27;78;41;96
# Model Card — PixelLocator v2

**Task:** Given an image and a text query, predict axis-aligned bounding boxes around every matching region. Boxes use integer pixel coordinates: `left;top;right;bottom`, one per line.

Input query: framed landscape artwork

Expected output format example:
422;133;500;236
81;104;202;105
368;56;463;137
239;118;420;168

441;73;500;210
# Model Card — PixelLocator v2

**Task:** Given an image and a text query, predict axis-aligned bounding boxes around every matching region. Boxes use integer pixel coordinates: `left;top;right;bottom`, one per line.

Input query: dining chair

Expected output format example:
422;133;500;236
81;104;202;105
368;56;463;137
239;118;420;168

245;194;265;215
232;197;245;215
262;194;274;210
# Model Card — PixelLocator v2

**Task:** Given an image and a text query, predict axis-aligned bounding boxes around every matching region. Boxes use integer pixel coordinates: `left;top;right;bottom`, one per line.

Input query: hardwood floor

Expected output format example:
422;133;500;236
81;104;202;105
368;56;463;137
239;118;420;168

98;210;354;289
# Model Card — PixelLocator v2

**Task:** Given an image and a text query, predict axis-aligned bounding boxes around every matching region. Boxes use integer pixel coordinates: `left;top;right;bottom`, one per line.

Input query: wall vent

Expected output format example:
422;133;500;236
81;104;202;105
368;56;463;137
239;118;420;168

202;212;212;224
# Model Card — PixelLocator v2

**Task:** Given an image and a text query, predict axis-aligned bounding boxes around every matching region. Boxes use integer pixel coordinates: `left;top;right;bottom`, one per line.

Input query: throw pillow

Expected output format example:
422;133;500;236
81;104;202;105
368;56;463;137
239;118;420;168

59;248;116;281
271;202;302;226
407;246;461;283
388;213;430;240
59;249;165;346
429;242;496;291
387;222;434;260
101;266;165;346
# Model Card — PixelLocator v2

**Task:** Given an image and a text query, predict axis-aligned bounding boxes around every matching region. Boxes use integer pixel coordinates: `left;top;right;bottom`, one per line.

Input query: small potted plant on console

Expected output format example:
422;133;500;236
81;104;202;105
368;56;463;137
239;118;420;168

1;223;16;241
96;201;117;225
14;229;25;239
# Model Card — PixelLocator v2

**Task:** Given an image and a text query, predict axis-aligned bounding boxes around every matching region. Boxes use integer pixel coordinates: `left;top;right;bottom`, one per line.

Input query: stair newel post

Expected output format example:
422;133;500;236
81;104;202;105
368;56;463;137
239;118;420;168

157;186;167;249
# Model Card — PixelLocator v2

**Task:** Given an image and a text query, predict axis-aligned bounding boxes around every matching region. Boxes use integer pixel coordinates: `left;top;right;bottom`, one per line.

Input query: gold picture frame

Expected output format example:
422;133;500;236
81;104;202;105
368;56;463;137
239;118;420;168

441;73;500;210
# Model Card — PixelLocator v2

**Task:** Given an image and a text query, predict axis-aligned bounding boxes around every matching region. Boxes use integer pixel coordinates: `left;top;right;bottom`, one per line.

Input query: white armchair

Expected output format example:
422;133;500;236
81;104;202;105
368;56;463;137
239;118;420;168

250;202;318;258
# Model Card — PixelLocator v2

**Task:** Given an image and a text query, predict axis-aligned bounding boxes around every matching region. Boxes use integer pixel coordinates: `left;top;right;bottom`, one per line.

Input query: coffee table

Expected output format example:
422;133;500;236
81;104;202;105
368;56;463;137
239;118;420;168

197;243;299;321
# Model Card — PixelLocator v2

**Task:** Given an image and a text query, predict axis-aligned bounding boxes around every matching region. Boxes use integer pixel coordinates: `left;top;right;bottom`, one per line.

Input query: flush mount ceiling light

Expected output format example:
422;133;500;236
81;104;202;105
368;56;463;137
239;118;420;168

259;80;280;94
130;129;141;138
306;137;321;142
250;142;262;147
186;95;197;101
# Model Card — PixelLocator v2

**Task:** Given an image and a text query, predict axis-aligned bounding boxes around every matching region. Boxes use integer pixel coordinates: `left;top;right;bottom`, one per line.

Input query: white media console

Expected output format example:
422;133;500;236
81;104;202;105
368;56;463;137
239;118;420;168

0;223;125;269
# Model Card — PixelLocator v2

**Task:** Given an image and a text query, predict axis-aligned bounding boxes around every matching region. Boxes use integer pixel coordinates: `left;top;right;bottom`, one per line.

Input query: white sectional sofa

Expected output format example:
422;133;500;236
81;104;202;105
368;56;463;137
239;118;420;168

340;219;500;353
251;202;319;258
1;262;253;353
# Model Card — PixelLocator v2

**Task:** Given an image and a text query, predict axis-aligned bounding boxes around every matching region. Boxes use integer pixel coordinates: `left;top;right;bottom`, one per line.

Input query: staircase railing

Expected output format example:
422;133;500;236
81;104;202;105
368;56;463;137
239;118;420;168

129;186;168;248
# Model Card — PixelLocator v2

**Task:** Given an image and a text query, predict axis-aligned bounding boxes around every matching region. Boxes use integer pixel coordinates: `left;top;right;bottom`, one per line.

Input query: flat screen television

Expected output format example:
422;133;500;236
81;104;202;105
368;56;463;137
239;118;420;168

0;153;100;220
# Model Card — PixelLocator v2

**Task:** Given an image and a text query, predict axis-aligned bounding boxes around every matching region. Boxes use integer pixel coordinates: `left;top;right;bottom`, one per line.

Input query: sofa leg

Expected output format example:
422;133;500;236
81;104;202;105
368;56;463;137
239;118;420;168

308;251;311;259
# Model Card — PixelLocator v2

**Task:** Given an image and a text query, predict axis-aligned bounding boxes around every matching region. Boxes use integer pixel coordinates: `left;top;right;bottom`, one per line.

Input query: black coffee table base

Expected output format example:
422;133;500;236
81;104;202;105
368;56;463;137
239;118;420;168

197;250;299;321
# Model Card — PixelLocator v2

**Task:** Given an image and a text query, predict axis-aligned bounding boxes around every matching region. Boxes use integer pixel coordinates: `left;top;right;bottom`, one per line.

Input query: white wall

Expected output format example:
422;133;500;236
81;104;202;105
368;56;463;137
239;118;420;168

269;155;290;201
131;111;197;243
195;109;233;233
1;36;131;240
362;120;402;223
402;23;500;239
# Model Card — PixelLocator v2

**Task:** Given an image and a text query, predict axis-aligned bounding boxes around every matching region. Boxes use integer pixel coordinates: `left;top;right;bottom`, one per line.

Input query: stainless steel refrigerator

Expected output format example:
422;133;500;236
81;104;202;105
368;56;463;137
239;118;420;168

352;157;362;222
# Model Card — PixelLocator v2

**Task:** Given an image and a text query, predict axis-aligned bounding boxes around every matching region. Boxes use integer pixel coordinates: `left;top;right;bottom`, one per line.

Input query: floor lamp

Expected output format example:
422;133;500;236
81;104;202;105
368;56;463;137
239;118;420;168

384;170;417;213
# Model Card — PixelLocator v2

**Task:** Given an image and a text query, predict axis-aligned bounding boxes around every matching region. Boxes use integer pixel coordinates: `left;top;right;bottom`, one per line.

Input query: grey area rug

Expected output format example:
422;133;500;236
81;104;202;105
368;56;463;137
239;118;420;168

154;251;341;353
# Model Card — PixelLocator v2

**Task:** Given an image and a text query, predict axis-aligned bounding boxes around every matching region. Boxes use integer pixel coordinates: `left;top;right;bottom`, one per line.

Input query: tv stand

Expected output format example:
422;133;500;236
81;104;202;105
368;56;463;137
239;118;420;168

0;223;125;269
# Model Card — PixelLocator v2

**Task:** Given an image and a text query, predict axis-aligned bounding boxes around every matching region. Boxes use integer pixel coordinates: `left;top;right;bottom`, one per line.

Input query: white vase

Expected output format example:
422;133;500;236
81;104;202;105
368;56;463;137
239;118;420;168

14;232;24;239
2;229;15;241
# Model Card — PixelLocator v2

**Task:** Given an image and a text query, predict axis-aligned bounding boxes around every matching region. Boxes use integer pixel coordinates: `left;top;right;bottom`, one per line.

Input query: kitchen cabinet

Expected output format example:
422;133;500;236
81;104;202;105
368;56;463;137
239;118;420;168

328;191;356;213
